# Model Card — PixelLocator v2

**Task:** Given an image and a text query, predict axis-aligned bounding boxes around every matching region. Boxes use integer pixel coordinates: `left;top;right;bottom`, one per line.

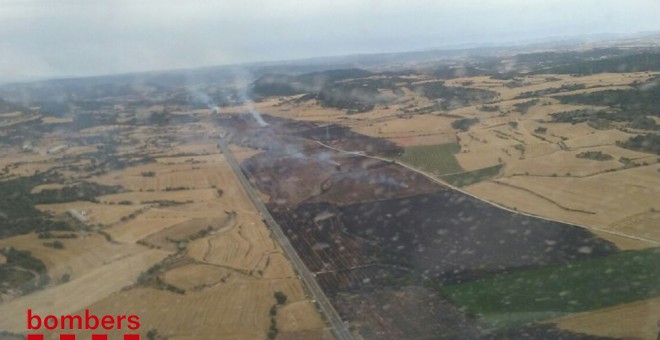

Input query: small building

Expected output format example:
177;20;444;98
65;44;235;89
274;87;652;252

21;141;33;152
47;144;68;154
67;209;87;223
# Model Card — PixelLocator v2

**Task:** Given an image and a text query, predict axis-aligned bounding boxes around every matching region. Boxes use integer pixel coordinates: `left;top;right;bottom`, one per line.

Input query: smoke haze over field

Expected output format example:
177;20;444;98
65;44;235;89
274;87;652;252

1;0;659;81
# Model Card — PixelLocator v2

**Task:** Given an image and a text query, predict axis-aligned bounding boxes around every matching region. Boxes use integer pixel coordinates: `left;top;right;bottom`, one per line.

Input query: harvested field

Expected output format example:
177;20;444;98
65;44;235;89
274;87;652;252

41;116;73;124
30;183;67;193
349;114;457;147
502;149;618;177
91;161;235;191
609;210;660;242
0;112;322;340
0;152;48;167
260;252;296;279
0;233;145;282
140;214;235;251
387;133;457;147
3;161;57;178
276;300;326;333
489;165;660;240
161;141;219;156
71;278;317;340
549;297;660;340
455;127;527;171
228;144;262;162
105;210;191;244
186;214;278;274
0;249;168;333
162;263;246;291
446;72;655;101
562;128;634;149
252;98;346;122
104;199;252;244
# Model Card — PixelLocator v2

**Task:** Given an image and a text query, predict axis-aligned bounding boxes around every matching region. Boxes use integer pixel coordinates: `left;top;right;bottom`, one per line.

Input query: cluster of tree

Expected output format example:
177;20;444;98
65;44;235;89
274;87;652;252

267;291;288;339
252;68;402;112
431;65;484;79
515;84;586;99
73;144;155;173
72;111;117;130
0;98;31;114
43;240;65;249
534;126;548;134
452;118;480;131
415;81;497;108
539;52;660;75
479;105;500;112
629;116;660;131
503;79;526;88
0;174;74;238
37;232;77;239
616;134;660;155
550;108;606;124
476;49;658;80
513;99;540;114
0;247;50;294
316;84;381;113
576;151;614;161
557;78;660;120
32;182;122;204
251;68;373;98
162;88;238;109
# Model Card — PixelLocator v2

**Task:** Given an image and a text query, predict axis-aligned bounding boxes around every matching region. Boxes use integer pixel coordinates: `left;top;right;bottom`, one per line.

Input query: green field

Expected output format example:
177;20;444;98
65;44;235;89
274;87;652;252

395;143;464;175
442;247;660;329
441;164;503;187
395;143;502;186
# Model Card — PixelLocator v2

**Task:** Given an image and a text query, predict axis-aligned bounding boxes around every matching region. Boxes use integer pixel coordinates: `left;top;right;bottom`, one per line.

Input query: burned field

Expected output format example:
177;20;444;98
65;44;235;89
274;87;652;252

223;113;622;339
295;124;403;156
278;191;618;286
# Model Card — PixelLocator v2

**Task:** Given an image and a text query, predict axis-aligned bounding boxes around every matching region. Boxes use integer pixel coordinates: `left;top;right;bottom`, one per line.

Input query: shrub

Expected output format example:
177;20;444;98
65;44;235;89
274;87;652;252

274;291;288;305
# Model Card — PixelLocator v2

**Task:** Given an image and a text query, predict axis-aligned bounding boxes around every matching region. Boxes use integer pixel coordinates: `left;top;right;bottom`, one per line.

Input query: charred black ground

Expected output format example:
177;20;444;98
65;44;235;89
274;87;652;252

219;113;621;339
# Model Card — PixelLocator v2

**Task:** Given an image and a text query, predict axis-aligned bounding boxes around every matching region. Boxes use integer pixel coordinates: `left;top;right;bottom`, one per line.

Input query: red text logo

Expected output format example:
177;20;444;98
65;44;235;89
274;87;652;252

27;309;141;340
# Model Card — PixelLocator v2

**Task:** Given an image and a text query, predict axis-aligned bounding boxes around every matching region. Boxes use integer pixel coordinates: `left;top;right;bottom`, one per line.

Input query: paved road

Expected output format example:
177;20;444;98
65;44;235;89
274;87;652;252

218;141;354;340
315;140;660;247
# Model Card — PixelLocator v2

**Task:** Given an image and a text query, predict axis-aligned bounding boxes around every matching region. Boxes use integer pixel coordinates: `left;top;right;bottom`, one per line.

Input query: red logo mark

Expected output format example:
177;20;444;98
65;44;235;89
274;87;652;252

26;309;141;340
27;335;139;339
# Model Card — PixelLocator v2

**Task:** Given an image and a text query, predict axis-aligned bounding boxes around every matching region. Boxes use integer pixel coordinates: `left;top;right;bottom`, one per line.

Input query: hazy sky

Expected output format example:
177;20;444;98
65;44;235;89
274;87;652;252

1;0;659;81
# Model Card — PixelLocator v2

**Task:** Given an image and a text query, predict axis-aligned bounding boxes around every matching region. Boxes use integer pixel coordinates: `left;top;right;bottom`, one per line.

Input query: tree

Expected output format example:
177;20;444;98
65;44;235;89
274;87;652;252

274;291;287;305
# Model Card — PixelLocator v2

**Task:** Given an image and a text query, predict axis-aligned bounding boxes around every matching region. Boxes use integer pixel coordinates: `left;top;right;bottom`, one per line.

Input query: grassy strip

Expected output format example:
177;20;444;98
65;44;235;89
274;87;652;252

442;247;660;329
395;143;464;176
441;164;503;187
